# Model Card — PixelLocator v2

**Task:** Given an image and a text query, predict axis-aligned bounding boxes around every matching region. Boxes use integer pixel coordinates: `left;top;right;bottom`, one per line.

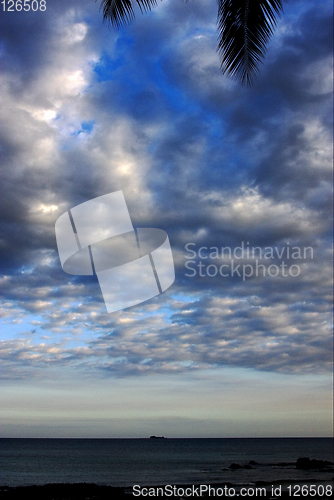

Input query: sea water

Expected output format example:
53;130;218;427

0;438;332;487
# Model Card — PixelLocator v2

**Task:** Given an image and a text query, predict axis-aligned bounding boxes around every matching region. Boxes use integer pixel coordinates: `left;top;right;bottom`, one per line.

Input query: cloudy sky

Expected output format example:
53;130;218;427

0;0;332;438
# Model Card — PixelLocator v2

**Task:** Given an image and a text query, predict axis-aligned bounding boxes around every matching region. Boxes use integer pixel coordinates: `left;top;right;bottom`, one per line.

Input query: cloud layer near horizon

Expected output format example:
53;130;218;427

0;0;332;387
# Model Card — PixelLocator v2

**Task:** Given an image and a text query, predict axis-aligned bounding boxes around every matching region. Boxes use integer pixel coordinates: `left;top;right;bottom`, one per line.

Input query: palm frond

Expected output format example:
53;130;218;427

217;0;285;85
99;0;158;29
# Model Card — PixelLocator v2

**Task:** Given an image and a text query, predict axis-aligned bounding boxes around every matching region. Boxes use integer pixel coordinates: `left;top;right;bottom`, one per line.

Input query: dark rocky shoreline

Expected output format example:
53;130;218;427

1;479;333;500
225;457;333;471
0;484;126;500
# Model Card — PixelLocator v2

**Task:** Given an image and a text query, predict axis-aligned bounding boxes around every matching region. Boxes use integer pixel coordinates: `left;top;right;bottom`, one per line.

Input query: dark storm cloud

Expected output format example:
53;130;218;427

0;0;332;379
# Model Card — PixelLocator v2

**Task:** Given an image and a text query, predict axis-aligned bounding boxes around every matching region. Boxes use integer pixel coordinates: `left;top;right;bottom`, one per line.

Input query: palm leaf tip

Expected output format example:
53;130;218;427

217;0;286;85
99;0;158;29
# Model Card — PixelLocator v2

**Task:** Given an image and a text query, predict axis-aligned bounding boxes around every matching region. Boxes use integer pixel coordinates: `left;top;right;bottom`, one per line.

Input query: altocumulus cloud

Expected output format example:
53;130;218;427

0;0;332;382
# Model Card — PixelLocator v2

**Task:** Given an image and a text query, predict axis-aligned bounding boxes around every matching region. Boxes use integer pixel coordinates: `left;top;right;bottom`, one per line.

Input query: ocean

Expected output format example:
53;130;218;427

0;438;332;488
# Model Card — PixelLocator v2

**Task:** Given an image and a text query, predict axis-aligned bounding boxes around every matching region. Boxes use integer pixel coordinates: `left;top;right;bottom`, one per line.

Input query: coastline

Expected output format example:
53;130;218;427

1;478;333;500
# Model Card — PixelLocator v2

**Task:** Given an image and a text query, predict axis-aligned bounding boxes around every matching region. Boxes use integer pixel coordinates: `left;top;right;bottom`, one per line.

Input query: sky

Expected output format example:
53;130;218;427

0;0;333;438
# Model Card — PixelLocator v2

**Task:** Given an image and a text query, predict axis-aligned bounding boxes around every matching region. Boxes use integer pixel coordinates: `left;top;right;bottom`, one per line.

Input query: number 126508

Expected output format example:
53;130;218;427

2;0;46;10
